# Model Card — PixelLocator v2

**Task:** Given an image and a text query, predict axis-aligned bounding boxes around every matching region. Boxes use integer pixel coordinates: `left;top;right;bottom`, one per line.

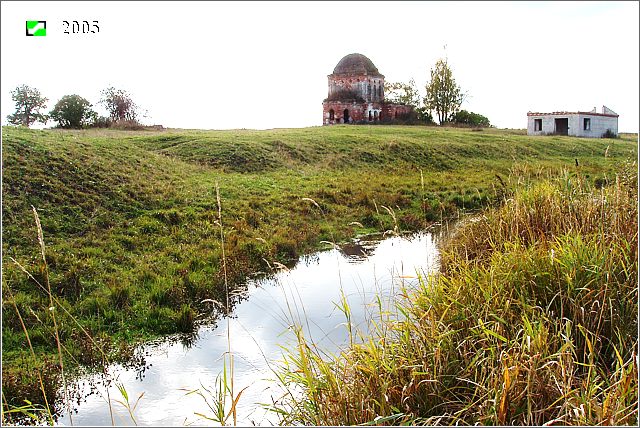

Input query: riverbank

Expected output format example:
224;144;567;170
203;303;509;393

274;164;638;425
1;125;636;422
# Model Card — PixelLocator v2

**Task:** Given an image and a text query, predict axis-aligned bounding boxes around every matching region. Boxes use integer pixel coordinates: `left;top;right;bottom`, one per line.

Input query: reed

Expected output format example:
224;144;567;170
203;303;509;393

274;162;638;425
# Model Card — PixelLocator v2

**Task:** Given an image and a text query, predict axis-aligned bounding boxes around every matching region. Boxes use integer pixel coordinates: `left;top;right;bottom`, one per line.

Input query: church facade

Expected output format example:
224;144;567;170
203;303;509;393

322;53;412;125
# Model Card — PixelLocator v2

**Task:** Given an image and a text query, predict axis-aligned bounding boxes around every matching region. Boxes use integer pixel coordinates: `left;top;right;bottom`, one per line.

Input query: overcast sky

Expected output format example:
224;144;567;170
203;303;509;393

1;1;638;131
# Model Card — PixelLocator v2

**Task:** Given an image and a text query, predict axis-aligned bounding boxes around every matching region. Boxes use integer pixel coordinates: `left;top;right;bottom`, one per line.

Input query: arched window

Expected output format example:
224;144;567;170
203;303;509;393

329;109;335;122
373;85;377;100
374;111;378;121
367;84;372;101
369;111;373;121
378;85;383;98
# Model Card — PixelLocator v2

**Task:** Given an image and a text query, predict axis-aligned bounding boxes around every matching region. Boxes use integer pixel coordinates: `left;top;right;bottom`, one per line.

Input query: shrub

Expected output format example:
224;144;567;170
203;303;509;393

90;116;112;128
109;119;144;130
452;109;491;127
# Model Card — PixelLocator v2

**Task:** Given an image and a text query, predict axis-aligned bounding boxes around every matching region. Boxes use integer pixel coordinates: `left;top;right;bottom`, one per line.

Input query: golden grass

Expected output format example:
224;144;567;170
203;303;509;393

274;162;638;425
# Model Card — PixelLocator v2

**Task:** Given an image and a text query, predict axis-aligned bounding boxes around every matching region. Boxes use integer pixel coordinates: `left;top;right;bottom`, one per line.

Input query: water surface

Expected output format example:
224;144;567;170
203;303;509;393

58;231;441;426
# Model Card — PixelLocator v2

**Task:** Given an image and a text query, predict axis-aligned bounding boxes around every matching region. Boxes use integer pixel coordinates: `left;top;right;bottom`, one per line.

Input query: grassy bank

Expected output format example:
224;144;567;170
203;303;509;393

1;125;636;421
275;164;638;425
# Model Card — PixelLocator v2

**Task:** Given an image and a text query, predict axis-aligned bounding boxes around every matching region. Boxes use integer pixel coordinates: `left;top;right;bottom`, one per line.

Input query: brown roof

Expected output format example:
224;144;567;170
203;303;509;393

527;111;619;118
332;53;382;76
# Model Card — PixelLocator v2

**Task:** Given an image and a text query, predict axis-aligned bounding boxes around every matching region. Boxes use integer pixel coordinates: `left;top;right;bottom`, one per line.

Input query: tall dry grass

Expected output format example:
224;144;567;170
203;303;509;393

274;162;638;425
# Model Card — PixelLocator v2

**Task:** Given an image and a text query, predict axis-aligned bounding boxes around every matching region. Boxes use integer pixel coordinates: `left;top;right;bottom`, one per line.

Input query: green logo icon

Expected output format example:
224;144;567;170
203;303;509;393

26;21;46;36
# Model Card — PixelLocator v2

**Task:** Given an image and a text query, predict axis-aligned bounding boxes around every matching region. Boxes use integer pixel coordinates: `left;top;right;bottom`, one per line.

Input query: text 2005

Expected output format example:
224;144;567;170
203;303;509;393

62;20;99;34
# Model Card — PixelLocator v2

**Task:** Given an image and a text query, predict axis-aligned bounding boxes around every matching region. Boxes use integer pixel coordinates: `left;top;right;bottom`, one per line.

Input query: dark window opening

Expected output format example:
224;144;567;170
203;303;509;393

343;109;350;123
369;111;373;121
374;111;378;121
329;109;334;121
395;111;398;119
583;118;591;130
534;118;542;131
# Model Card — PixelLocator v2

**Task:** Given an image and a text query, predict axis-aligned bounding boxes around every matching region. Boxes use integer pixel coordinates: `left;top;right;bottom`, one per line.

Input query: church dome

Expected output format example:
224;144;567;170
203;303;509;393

332;53;381;76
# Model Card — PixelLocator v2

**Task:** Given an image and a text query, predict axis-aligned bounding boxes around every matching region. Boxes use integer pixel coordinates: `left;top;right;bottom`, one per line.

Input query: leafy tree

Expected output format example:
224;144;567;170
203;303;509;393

384;79;421;108
99;87;139;122
384;79;435;125
49;95;98;128
452;110;490;127
424;59;464;124
6;85;48;127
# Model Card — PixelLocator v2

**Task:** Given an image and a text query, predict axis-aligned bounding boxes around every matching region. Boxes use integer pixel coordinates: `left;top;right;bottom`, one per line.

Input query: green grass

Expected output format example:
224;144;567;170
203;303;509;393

273;164;638;425
1;124;636;422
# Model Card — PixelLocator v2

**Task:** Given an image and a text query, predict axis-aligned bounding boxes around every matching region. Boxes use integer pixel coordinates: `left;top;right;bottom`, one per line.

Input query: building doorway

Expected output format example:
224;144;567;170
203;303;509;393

555;118;568;135
343;109;350;123
329;109;335;122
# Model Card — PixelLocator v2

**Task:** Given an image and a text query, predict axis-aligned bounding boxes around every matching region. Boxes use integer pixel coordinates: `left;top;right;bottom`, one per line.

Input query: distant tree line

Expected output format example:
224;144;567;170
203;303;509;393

384;58;491;127
6;85;144;129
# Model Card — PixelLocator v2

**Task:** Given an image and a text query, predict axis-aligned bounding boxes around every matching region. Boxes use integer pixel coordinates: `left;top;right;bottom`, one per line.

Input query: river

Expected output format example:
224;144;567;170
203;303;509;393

57;229;443;426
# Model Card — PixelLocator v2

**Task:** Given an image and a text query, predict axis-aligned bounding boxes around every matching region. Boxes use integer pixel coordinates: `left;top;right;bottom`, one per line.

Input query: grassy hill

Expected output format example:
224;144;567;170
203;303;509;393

1;124;636;418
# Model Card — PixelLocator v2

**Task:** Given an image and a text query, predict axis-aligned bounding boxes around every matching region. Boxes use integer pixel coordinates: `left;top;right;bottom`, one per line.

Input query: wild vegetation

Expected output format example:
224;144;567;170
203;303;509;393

49;95;98;129
1;124;636;423
5;84;144;130
424;58;465;124
452;109;491;127
275;161;638;425
6;85;49;127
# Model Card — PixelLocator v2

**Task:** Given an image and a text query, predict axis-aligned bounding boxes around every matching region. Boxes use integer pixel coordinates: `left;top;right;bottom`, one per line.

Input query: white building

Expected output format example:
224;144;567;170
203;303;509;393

527;106;618;137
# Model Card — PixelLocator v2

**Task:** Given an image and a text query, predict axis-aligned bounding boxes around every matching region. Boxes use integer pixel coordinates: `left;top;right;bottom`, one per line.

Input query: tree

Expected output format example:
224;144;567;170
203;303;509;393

6;85;48;127
99;87;139;122
424;59;464;124
49;95;98;128
452;110;491;127
384;79;421;108
383;79;434;124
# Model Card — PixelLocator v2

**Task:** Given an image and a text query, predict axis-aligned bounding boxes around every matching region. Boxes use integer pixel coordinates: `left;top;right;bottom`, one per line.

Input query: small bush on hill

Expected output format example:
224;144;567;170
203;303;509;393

109;119;145;130
453;109;491;127
90;116;112;128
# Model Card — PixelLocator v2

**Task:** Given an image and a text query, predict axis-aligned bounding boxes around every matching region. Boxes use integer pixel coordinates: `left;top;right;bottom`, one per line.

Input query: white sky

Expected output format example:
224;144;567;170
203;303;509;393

1;1;638;131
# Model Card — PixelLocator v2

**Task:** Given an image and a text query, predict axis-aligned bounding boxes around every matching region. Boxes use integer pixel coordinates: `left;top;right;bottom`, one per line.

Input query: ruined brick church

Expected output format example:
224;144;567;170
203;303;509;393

322;53;412;125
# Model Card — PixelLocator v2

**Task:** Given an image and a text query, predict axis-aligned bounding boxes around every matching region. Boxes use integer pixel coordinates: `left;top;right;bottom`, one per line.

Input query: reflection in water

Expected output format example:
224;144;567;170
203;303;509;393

338;239;377;262
57;230;443;426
